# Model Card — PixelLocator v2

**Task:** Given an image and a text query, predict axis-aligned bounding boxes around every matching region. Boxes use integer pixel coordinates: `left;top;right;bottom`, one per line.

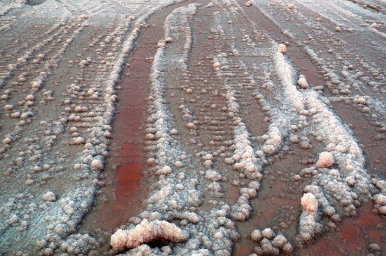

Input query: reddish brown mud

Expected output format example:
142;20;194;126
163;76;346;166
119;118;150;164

79;2;189;235
298;202;386;256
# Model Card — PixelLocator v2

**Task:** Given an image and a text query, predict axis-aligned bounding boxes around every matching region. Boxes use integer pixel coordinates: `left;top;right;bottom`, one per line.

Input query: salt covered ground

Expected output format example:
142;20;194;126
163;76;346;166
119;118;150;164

0;0;385;255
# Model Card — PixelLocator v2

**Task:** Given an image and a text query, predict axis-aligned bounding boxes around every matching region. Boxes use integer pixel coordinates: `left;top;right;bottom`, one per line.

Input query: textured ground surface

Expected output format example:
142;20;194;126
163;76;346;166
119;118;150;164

0;0;386;255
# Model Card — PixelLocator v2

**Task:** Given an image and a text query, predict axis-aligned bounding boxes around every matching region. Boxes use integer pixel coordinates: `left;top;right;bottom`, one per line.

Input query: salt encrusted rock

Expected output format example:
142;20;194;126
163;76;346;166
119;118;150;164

374;194;386;205
2;138;11;144
278;44;286;54
156;166;172;175
205;170;222;182
316;151;334;168
282;242;293;254
165;37;173;43
272;235;287;248
42;191;56;202
4;104;14;111
301;193;318;212
90;159;104;171
110;219;188;251
73;137;85;145
298;75;308;89
244;1;252;7
287;3;295;9
261;228;276;239
170;129;178;135
369;243;381;251
251;229;262;242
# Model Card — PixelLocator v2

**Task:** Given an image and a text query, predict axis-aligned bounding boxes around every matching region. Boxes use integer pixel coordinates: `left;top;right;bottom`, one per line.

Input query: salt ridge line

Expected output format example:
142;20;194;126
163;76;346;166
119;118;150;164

303;46;386;129
0;17;90;188
226;0;304;132
0;0;190;254
252;1;386;128
296;0;386;39
211;1;299;221
214;0;271;201
0;0;24;17
112;4;241;255
209;1;297;253
272;45;382;242
0;16;69;76
260;0;386;83
133;0;382;250
0;18;89;159
0;16;115;256
43;0;196;253
210;17;265;219
258;0;386;70
294;0;365;30
211;54;264;222
285;0;386;65
114;0;202;240
0;17;79;83
243;0;382;235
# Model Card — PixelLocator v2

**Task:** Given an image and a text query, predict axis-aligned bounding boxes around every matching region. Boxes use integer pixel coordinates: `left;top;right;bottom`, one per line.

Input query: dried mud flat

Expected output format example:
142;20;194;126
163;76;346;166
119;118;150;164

0;0;386;255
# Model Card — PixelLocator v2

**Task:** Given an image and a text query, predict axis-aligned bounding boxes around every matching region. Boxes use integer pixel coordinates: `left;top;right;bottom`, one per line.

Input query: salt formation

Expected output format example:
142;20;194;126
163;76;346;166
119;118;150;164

42;191;56;202
278;43;287;54
297;75;308;89
315;151;334;168
250;228;293;255
1;0;385;254
111;4;238;255
111;220;188;251
275;48;374;241
301;193;318;212
287;3;295;9
0;0;196;254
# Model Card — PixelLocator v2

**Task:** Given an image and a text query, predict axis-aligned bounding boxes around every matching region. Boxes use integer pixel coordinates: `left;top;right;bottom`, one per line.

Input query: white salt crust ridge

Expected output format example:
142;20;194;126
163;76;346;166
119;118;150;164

111;220;188;251
128;0;384;252
234;0;386;243
0;0;191;254
273;49;305;111
1;0;385;254
211;54;263;222
0;19;97;255
295;0;386;36
272;48;377;242
254;0;386;93
210;1;301;224
304;46;386;128
0;0;25;16
112;4;238;255
267;0;386;96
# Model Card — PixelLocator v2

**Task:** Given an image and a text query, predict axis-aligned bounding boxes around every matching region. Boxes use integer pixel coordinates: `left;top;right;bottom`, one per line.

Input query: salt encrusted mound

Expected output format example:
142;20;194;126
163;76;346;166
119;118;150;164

273;47;304;111
111;220;188;251
42;191;56;202
251;230;293;255
298;210;322;242
301;193;318;212
271;42;374;242
297;75;308;89
315;152;334;168
278;43;287;54
372;180;386;215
